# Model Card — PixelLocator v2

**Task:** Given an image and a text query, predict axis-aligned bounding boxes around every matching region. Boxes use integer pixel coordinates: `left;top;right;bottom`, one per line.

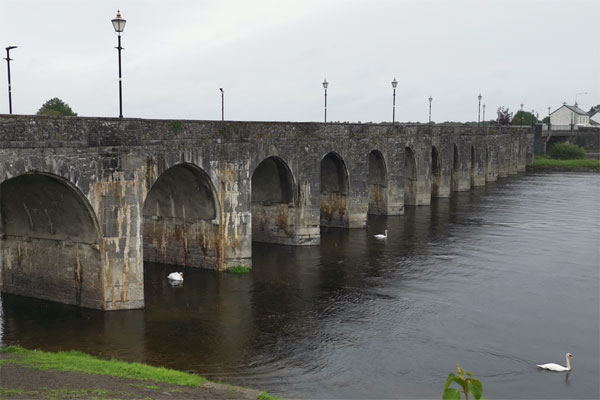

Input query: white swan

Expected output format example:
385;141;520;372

537;353;573;372
374;230;388;240
168;272;184;282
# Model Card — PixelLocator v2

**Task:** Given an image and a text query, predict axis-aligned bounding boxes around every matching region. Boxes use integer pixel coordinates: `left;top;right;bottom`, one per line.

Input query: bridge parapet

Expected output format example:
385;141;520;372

0;115;533;310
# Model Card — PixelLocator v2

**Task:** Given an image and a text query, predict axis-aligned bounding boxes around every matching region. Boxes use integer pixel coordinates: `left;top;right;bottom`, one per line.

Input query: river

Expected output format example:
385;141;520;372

1;172;599;399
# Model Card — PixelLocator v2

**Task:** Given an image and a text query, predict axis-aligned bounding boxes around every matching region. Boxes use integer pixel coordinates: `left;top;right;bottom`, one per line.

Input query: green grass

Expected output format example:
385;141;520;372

226;265;251;274
1;345;206;387
532;156;600;170
258;391;282;400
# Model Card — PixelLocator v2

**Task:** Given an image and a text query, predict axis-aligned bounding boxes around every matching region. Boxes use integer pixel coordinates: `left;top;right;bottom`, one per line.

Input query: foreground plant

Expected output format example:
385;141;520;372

443;364;485;400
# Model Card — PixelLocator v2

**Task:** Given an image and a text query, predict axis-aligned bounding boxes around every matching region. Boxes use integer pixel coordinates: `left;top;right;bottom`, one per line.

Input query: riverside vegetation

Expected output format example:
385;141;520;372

0;345;277;399
531;143;600;171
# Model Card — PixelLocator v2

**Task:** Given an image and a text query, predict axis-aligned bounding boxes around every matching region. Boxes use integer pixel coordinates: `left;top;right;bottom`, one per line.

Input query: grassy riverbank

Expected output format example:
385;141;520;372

530;156;600;172
0;345;277;399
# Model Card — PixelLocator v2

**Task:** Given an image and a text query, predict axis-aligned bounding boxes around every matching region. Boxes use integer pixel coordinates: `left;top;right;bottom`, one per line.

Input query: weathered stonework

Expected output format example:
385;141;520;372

0;115;533;310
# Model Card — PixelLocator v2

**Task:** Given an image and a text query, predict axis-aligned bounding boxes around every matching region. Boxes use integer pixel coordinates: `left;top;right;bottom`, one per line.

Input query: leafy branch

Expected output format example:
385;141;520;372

443;364;485;400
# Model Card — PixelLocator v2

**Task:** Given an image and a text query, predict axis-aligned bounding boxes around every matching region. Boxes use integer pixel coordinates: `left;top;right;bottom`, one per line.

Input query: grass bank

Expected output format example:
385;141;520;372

0;345;278;399
530;156;600;172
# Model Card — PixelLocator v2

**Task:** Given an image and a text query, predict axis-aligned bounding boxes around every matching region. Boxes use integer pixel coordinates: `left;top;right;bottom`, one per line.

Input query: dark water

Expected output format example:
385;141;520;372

1;173;599;399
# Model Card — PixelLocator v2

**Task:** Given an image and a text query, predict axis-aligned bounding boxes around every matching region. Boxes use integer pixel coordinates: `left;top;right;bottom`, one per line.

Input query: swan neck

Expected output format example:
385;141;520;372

566;355;571;371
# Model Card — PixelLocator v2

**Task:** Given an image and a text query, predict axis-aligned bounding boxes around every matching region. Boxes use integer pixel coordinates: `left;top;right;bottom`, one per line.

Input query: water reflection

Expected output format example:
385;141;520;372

1;173;598;399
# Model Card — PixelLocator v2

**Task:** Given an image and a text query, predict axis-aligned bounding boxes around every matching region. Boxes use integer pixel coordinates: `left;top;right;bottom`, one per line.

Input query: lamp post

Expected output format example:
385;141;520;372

4;46;17;114
520;103;524;125
482;104;486;127
428;96;432;124
322;78;328;123
111;10;126;118
477;93;482;126
391;77;398;124
574;92;587;107
219;88;224;121
531;109;535;126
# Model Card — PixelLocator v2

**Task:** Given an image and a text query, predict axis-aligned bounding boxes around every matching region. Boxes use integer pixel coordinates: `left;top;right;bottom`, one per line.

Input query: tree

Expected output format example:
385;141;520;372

511;110;536;126
496;106;512;125
37;98;77;116
542;116;550;124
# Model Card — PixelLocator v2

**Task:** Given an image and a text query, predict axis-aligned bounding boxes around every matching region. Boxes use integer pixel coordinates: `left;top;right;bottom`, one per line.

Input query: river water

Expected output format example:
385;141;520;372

1;173;599;399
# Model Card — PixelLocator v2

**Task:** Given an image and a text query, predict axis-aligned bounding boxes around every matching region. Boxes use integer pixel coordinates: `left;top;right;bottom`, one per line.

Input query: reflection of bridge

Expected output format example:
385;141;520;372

0;115;533;310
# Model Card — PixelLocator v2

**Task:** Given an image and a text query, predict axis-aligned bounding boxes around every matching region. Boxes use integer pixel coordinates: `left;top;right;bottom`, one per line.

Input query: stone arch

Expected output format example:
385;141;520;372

451;143;460;192
431;145;441;198
320;152;349;228
251;156;297;244
143;163;220;269
404;146;418;205
367;150;388;215
0;172;103;308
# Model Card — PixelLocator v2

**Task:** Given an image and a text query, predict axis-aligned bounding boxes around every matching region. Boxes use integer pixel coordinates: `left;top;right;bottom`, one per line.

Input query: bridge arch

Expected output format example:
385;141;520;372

367;150;388;215
404;146;418;205
142;162;220;268
251;156;297;244
431;145;441;198
0;172;103;308
320;152;349;228
451;143;460;192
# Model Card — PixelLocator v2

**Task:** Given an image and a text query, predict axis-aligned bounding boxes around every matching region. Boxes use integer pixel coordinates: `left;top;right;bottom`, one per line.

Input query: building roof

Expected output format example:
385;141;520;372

563;104;589;115
549;104;590;116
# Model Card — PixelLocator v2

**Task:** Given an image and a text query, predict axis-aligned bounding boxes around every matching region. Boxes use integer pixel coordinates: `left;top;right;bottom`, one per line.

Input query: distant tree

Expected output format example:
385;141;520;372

512;110;536;126
542;116;550;124
496;107;512;125
37;98;77;116
589;105;600;114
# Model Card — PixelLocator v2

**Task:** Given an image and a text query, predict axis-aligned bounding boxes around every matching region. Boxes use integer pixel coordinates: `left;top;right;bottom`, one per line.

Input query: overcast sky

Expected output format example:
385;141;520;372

1;0;598;123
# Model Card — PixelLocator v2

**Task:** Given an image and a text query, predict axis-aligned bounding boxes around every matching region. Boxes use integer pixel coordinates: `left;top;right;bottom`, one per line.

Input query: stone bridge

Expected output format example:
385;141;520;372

0;115;533;310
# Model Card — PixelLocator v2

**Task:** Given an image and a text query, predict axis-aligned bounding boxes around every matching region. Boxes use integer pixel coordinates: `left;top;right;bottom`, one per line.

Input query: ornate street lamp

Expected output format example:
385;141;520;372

219;88;224;121
482;104;486;127
391;77;398;124
111;10;126;118
322;78;328;123
428;95;433;124
520;103;524;125
478;93;482;126
4;46;17;114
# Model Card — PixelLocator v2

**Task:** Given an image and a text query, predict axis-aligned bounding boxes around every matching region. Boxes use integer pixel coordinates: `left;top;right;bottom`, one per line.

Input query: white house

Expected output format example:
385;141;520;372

590;109;600;126
550;103;590;126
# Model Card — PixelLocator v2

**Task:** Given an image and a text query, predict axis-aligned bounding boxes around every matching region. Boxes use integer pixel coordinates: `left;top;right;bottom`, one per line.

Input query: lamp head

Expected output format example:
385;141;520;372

6;46;17;51
322;79;328;89
112;10;126;34
478;93;482;101
391;77;398;89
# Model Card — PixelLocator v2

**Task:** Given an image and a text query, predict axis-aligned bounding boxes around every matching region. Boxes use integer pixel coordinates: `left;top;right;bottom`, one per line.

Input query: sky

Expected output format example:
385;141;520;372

1;0;599;123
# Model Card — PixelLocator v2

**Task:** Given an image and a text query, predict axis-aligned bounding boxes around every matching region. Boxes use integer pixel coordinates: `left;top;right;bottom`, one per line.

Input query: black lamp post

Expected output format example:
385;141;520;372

520;103;524;125
482;103;486;127
531;109;535;126
391;78;397;124
428;96;432;124
111;10;126;118
322;78;328;123
4;46;17;114
477;93;482;126
219;88;224;121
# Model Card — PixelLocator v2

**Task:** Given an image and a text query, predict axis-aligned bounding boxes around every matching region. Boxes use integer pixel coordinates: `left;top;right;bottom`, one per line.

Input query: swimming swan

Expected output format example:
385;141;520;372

537;353;573;372
374;230;388;240
168;272;184;282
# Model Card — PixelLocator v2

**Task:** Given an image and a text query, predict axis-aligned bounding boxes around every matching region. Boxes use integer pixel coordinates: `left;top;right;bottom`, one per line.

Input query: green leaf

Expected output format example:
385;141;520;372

467;379;483;400
443;388;461;400
444;373;456;389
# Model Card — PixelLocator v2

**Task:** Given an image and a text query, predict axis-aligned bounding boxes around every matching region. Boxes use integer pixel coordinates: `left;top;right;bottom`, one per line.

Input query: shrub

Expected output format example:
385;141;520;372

549;143;585;160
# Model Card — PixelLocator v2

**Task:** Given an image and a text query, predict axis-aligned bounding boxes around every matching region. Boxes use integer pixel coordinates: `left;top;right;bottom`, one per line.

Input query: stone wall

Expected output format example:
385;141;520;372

0;115;534;310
